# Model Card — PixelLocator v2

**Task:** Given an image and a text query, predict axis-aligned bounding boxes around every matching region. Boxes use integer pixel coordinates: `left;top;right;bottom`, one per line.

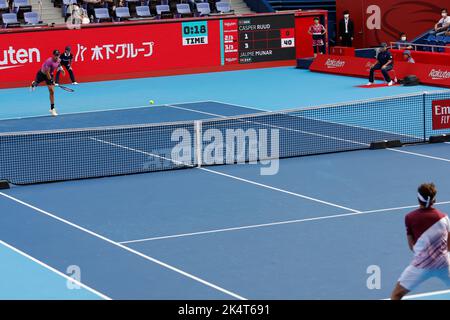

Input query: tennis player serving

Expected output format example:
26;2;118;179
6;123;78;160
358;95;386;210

391;183;450;300
30;49;65;116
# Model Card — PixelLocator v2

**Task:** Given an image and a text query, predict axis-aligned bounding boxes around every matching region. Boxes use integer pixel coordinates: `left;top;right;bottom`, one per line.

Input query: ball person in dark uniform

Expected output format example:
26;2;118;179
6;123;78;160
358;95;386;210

338;10;354;47
55;46;78;85
367;43;394;86
30;49;65;117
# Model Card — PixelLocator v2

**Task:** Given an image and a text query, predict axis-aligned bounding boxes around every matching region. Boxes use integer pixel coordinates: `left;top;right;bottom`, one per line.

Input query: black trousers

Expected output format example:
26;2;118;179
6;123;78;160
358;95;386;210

33;71;53;86
341;34;353;47
55;63;76;83
369;62;393;83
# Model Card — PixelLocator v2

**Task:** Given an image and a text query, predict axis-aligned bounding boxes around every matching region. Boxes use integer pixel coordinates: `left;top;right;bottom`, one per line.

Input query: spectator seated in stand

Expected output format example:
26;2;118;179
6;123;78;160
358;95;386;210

432;8;450;36
62;0;77;20
67;4;90;25
396;33;413;50
402;50;415;63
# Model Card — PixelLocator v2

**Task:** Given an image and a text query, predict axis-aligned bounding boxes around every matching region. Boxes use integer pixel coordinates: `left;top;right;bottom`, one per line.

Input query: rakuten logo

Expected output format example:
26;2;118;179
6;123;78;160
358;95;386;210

429;69;450;80
224;22;236;27
0;47;40;70
325;59;345;69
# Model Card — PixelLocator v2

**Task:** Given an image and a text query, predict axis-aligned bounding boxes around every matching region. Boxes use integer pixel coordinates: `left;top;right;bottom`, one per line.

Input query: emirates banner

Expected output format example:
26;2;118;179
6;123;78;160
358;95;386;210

432;99;450;130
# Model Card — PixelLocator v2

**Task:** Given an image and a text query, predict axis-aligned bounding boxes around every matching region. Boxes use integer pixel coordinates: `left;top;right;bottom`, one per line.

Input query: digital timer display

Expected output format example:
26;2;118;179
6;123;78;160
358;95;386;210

182;21;209;46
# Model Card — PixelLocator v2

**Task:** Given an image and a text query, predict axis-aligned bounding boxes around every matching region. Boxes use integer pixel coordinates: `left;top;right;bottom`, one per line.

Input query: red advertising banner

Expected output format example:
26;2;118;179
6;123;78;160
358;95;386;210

310;54;450;88
432;99;450;130
336;0;450;48
0;12;298;88
310;55;376;77
0;20;222;88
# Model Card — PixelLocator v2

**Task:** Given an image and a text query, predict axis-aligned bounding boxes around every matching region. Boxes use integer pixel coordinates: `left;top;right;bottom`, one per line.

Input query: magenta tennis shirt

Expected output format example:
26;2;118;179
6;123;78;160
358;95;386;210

41;57;60;74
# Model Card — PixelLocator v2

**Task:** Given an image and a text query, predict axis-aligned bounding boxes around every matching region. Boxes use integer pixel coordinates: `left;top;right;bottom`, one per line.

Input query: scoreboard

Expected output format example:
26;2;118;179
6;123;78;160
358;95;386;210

223;15;296;64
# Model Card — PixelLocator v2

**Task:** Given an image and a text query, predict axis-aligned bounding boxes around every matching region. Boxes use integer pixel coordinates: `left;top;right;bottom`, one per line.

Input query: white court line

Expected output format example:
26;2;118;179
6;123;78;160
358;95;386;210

0;100;216;121
90;137;360;214
0;239;111;300
388;148;450;163
403;288;450;300
0;192;246;300
199;168;360;213
119;201;450;244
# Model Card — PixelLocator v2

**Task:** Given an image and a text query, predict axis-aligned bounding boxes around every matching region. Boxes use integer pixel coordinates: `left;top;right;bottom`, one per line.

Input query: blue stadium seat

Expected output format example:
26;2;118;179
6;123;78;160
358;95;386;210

94;8;111;22
0;0;8;9
14;0;29;8
176;3;192;17
216;1;232;14
426;34;437;42
2;12;20;27
156;4;172;18
115;6;131;21
135;5;152;17
196;2;210;16
24;11;40;24
435;35;445;43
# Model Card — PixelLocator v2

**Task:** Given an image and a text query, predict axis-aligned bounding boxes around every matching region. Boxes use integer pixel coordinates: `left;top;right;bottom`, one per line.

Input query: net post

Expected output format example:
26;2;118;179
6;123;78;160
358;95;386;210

0;180;10;190
194;120;202;168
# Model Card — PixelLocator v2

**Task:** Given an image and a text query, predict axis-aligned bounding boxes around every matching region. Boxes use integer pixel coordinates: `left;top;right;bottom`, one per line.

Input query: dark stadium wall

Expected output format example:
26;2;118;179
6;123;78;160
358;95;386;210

336;0;449;48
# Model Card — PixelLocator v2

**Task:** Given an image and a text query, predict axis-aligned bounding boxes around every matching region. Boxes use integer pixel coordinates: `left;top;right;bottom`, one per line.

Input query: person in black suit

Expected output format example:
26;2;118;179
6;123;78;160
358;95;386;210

338;10;354;47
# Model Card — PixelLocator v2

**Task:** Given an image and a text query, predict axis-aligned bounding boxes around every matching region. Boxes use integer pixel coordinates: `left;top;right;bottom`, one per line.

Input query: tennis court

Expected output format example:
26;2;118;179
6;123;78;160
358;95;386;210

1;68;450;299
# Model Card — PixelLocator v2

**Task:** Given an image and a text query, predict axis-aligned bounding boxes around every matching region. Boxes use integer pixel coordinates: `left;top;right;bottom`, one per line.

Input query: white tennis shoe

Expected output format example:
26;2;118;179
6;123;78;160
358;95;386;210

50;109;58;117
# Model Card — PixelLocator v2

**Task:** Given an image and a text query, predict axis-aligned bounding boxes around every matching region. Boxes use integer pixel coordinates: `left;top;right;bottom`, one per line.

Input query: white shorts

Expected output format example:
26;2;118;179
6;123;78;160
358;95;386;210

398;265;450;291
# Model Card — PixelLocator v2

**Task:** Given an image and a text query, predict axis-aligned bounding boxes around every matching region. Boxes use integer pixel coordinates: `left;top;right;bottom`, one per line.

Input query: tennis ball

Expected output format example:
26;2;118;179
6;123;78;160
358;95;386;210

149;100;154;105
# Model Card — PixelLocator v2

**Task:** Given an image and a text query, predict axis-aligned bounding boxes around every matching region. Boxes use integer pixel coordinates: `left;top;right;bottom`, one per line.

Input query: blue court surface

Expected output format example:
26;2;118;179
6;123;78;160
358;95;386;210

1;68;450;300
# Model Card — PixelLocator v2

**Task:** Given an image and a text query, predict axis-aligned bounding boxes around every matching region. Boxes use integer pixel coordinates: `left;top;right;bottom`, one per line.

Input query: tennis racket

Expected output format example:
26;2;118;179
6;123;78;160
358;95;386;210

58;85;74;92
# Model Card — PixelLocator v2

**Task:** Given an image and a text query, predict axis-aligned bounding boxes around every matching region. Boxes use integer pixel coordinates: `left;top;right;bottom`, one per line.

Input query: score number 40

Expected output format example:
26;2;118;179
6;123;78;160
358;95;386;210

281;38;295;48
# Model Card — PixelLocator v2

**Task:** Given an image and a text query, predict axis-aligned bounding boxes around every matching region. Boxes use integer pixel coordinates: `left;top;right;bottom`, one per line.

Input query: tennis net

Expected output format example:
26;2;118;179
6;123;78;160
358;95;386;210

1;91;449;185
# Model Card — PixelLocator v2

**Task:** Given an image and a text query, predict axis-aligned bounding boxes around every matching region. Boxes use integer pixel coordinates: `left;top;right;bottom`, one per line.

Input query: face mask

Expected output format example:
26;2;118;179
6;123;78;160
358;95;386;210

401;37;407;41
344;14;349;19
